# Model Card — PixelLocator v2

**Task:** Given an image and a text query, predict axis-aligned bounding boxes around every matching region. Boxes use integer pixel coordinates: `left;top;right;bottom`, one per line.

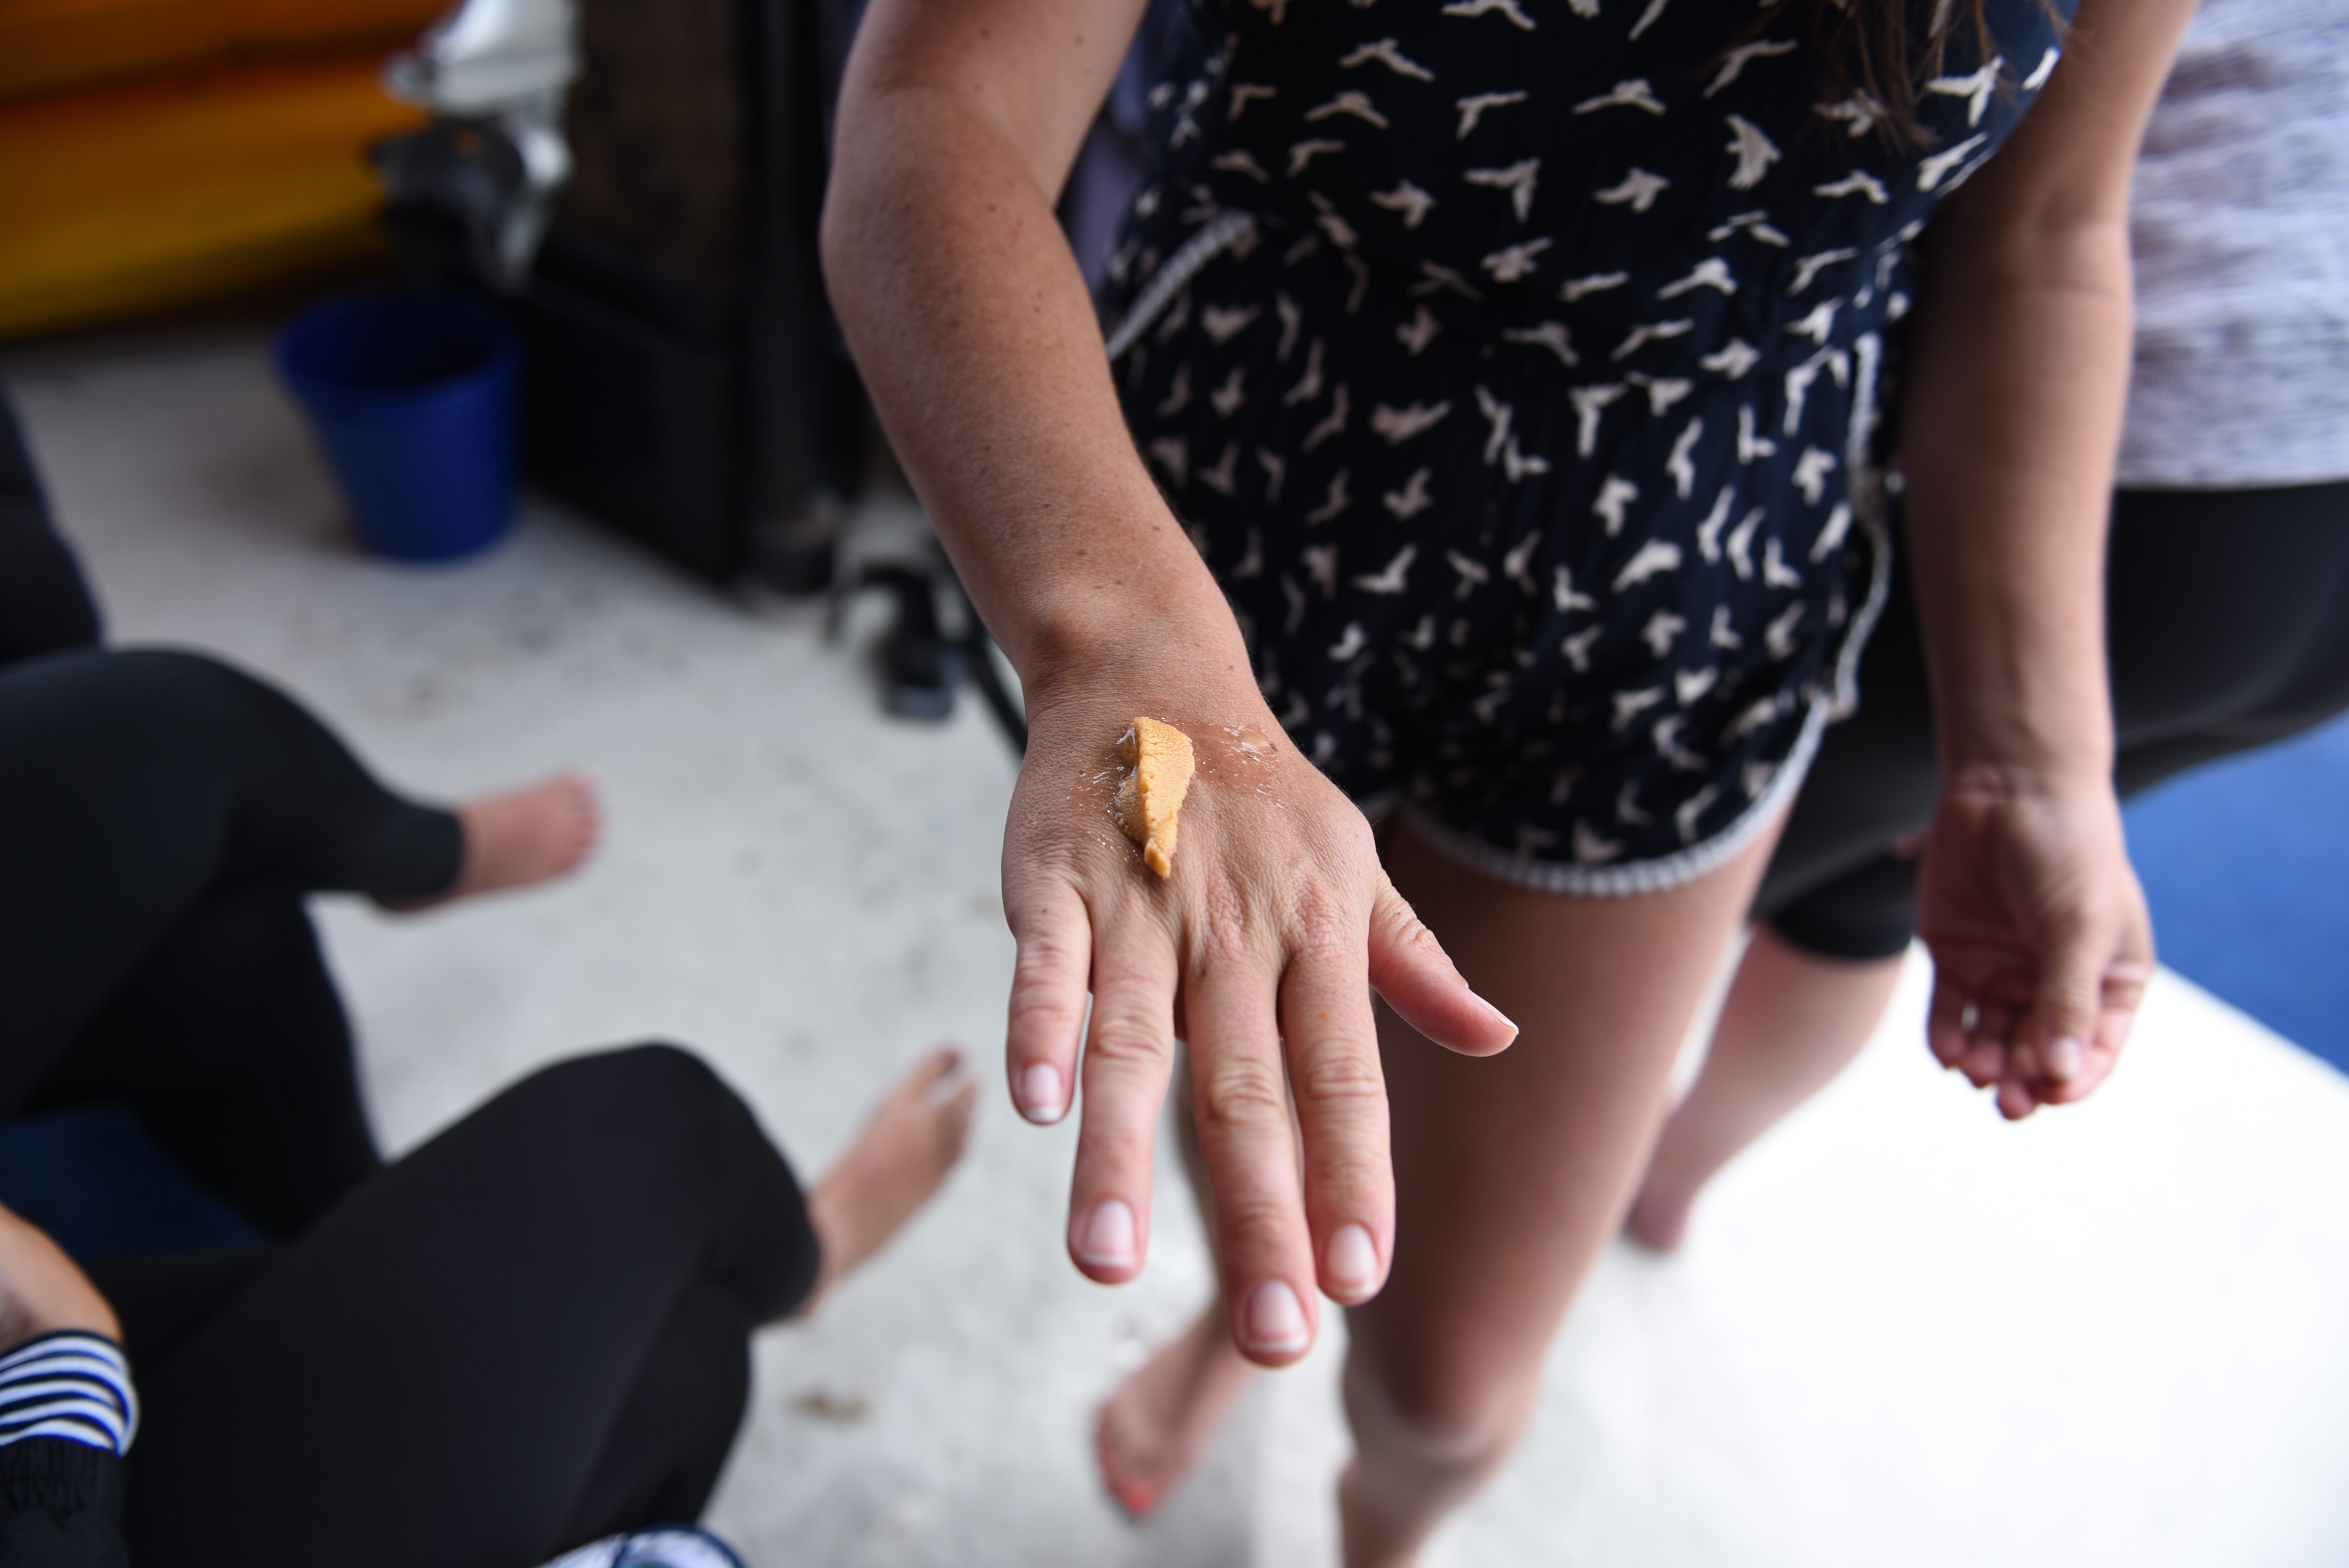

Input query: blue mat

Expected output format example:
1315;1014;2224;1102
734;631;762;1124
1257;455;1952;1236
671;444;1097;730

2123;713;2349;1077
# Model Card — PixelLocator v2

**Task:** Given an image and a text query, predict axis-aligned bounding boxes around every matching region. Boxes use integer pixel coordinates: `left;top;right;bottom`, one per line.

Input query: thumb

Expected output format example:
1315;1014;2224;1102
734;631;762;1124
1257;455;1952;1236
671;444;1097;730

1365;874;1516;1057
2027;911;2113;1087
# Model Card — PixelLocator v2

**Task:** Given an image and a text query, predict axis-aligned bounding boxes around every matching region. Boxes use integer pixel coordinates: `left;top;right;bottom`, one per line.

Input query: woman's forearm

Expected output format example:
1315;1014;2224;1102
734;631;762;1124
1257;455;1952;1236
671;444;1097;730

1900;212;2132;784
1897;0;2197;785
822;21;1253;711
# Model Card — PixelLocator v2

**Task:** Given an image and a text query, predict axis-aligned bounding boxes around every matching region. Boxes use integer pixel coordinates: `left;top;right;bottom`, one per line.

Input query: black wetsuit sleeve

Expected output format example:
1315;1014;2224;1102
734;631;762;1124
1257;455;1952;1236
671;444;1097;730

0;1439;130;1567
0;1332;137;1568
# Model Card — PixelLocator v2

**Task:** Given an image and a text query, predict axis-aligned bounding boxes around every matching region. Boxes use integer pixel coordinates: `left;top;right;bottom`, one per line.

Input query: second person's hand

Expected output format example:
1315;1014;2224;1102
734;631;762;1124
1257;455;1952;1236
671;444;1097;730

1916;763;2153;1119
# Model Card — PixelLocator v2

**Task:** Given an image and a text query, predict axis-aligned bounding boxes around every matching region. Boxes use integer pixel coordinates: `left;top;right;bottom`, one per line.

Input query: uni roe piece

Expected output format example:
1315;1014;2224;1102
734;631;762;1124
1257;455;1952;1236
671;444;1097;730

1115;717;1195;879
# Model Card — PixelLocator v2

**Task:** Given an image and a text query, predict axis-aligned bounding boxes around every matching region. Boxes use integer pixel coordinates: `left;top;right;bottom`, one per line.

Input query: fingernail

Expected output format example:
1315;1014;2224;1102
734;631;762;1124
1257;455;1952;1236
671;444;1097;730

2045;1035;2084;1081
1325;1224;1379;1297
1479;996;1519;1040
1075;1200;1137;1270
1240;1280;1311;1356
1017;1063;1064;1124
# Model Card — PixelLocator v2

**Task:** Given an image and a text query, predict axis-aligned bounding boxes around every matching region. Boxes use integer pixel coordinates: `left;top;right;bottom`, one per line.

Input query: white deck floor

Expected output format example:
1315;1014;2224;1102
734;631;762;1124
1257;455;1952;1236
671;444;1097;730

8;314;2348;1567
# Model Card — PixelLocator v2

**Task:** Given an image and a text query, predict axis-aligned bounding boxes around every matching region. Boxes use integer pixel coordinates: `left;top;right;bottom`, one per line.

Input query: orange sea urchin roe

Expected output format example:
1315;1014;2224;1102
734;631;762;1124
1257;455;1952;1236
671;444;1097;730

1114;716;1195;878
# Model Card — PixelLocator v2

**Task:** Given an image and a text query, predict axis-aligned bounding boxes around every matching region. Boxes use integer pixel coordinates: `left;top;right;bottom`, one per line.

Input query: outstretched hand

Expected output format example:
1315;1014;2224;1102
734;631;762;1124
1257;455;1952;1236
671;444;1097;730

999;674;1515;1366
1915;765;2153;1119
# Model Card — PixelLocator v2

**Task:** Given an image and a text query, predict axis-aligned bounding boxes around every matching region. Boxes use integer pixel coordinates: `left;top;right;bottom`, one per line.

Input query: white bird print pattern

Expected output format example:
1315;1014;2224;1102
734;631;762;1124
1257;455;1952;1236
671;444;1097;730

1814;170;1889;205
1371;400;1453;444
1340;38;1435;81
1306;90;1389;130
1723;116;1781;190
1501;321;1578;367
1594;167;1672;213
1656;257;1738;299
1666;418;1704;498
1453;91;1529;138
1105;0;2071;879
1927;57;2004;127
1592;474;1640;536
1394;305;1442;356
1561;271;1629;303
1440;0;1536;32
1381;469;1435;519
1353;543;1419;592
1573;78;1669;116
1481;237;1553;284
1554;565;1597;614
1705;39;1798;98
1371;180;1437;228
1464;159;1541;222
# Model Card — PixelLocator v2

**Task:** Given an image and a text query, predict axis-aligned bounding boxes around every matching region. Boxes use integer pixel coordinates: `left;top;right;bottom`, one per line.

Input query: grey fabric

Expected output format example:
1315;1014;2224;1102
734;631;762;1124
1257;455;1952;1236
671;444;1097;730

2119;0;2349;488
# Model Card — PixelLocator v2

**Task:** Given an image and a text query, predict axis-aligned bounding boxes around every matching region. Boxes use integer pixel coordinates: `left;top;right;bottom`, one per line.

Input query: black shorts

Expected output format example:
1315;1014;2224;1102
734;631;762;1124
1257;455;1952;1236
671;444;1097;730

1756;479;2349;958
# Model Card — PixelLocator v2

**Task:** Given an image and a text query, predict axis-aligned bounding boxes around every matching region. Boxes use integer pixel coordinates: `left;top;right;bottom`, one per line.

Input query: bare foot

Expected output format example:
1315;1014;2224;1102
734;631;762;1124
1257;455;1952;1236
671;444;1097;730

451;773;599;898
383;773;599;912
1095;1303;1256;1519
797;1046;977;1315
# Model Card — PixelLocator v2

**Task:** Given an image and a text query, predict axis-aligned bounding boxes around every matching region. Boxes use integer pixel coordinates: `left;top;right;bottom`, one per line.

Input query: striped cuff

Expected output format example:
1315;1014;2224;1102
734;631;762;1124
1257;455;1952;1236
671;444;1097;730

0;1333;139;1456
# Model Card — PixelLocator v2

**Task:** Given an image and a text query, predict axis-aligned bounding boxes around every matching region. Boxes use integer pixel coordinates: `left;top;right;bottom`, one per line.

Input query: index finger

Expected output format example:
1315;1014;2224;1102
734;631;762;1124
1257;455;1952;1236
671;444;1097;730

1004;875;1093;1125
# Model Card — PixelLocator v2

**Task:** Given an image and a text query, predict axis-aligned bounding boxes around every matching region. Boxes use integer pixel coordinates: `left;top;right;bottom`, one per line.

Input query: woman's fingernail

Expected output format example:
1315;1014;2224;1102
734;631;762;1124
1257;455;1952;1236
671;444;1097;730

1479;996;1519;1039
2045;1036;2084;1081
1017;1063;1063;1123
1240;1280;1311;1356
1075;1200;1137;1270
1325;1225;1379;1297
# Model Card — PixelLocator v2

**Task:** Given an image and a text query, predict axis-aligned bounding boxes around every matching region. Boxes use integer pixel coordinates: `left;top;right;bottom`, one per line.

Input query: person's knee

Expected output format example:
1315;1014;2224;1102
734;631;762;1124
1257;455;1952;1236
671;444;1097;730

1343;1336;1539;1481
563;1041;725;1097
95;647;252;713
18;650;283;780
532;1043;735;1126
511;1044;749;1172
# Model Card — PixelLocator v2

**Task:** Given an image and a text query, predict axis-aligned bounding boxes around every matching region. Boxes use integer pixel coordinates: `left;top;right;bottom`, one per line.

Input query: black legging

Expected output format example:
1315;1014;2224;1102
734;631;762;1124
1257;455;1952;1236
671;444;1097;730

1752;479;2349;959
92;1044;818;1566
0;649;460;1235
2;649;821;1563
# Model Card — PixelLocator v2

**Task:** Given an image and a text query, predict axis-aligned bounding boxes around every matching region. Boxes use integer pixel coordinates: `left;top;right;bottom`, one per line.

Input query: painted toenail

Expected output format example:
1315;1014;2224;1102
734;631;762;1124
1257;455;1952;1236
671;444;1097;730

1325;1225;1378;1297
1075;1200;1137;1270
1018;1063;1064;1123
1240;1280;1310;1357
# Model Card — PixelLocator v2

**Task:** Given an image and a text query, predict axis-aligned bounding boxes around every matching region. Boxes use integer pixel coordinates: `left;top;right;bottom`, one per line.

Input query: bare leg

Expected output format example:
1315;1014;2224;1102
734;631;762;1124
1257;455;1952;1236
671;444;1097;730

1094;1046;1258;1518
1337;816;1777;1568
1627;931;1907;1251
797;1046;978;1315
381;773;599;911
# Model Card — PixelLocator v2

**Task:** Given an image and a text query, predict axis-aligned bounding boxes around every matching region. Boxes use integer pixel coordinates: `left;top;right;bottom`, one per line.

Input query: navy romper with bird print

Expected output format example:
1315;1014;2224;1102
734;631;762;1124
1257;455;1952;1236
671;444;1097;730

1101;0;2073;894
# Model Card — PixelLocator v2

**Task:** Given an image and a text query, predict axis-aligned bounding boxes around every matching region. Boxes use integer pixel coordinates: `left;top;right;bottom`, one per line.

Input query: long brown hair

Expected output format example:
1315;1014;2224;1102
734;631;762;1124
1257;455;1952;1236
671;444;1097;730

1791;0;2060;146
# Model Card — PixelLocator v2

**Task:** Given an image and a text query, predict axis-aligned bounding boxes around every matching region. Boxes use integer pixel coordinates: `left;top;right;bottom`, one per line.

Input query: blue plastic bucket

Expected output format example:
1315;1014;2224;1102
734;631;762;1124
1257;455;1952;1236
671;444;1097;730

276;290;522;562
